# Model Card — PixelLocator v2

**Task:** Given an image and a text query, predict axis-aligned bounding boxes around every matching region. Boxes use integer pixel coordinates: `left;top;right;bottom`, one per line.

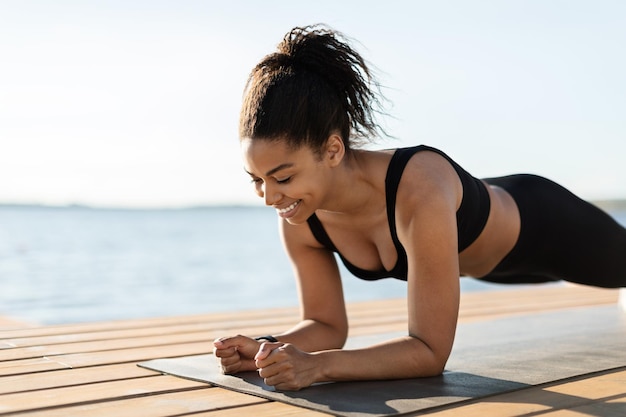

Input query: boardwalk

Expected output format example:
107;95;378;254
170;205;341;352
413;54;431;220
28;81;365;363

0;285;623;416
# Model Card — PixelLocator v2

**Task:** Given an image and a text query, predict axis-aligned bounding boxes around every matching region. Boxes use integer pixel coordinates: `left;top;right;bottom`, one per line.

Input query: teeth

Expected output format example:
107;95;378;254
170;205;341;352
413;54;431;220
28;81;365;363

278;200;299;214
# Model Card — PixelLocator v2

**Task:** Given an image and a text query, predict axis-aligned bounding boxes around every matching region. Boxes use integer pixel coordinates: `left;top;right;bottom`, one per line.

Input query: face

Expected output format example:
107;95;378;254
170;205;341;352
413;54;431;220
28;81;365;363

241;137;338;224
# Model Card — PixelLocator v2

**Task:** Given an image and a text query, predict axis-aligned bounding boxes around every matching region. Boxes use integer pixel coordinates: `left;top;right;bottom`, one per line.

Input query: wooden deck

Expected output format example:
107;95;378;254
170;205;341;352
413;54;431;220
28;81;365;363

0;284;623;416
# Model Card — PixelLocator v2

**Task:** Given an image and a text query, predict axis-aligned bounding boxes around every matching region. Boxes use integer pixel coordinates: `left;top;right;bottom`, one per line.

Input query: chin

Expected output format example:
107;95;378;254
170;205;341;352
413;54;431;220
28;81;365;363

284;216;307;226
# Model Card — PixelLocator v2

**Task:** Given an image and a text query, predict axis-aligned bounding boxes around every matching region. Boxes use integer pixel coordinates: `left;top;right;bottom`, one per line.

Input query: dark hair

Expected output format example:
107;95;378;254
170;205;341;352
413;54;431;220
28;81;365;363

239;25;386;154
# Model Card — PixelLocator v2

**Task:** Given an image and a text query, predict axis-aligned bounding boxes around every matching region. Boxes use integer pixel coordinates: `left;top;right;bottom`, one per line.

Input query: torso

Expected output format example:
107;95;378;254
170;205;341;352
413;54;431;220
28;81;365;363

307;146;521;280
312;150;398;274
458;184;520;277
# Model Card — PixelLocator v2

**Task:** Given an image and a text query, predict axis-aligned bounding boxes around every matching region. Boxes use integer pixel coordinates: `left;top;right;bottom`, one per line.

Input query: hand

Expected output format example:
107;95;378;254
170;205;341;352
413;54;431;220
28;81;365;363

255;342;321;391
213;335;261;374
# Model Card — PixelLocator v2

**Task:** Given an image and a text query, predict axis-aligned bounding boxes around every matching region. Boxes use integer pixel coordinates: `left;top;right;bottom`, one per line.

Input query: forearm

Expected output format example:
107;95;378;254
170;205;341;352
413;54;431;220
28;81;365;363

315;335;447;382
274;319;347;352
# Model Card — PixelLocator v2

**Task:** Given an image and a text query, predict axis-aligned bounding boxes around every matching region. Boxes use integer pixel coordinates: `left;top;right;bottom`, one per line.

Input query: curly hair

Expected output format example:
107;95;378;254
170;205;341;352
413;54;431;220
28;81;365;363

239;25;387;154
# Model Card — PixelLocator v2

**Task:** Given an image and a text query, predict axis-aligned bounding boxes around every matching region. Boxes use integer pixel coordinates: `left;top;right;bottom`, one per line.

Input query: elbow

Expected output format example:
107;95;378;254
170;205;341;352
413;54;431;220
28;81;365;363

406;336;448;377
332;328;348;350
319;321;347;350
317;320;348;350
412;353;446;377
422;359;446;377
330;321;349;350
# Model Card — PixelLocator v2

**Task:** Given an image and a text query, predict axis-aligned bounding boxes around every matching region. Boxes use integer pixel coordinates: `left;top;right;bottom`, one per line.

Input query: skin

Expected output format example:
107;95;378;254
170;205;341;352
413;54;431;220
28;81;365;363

213;133;521;391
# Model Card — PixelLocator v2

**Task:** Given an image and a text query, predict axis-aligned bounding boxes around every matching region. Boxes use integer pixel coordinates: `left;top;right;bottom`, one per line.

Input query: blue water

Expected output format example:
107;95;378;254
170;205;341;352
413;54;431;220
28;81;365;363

1;205;625;325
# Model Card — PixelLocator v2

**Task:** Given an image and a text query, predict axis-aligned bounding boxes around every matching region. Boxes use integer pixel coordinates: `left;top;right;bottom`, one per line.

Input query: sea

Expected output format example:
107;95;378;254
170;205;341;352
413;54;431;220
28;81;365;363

1;205;625;325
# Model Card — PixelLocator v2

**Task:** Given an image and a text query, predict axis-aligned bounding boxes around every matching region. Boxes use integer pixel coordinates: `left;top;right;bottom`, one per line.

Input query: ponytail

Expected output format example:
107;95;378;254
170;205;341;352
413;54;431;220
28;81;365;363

239;25;387;153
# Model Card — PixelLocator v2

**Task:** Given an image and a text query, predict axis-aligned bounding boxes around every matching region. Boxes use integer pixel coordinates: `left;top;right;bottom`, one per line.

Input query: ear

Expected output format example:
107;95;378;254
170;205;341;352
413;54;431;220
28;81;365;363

324;134;346;167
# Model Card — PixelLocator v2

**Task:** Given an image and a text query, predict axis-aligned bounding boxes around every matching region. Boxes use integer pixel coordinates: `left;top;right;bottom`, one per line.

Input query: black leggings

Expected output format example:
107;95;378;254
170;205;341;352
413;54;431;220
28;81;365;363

480;174;626;288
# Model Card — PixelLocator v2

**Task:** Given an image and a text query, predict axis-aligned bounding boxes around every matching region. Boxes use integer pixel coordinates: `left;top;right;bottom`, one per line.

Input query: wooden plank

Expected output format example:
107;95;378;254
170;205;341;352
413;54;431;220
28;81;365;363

346;286;617;336
0;356;71;376
0;375;207;414
0;315;302;349
345;285;616;325
1;286;614;347
52;342;212;368
0;285;620;417
0;341;209;377
0;363;156;395
3;301;612;359
344;285;615;311
2;286;616;363
5;388;267;417
410;368;626;416
2;316;299;347
1;331;214;361
457;285;618;310
14;368;620;417
1;323;213;349
0;306;301;340
559;398;626;417
545;368;626;396
190;401;332;416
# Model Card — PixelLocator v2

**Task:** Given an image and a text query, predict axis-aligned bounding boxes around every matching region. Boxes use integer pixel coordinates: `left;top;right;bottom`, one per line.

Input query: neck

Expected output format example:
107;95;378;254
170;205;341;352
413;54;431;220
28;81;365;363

318;150;384;216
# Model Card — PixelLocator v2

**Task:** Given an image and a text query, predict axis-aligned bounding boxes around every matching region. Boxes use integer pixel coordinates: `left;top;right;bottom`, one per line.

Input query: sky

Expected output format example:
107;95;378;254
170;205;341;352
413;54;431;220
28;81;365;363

1;0;625;208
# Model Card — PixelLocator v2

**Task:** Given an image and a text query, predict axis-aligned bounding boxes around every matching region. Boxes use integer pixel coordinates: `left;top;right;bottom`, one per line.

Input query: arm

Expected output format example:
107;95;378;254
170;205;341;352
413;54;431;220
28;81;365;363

214;217;348;372
318;176;461;380
256;153;462;388
271;217;349;351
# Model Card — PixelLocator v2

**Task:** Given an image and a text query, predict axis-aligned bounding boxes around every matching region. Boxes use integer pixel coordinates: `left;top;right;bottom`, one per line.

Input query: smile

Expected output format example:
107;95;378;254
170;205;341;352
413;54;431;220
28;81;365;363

277;200;301;216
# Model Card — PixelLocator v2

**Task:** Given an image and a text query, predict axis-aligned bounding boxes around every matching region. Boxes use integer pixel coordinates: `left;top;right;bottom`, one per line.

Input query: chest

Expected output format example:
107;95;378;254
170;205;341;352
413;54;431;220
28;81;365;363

315;210;400;273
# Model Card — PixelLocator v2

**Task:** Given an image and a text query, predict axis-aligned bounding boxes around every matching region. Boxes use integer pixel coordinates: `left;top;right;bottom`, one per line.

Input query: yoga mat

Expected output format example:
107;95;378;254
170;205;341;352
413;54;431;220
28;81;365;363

139;305;626;417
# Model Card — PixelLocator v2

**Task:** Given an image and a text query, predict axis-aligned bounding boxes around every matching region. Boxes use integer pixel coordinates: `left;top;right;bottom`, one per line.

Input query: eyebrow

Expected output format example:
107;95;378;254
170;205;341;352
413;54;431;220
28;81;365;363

245;163;294;178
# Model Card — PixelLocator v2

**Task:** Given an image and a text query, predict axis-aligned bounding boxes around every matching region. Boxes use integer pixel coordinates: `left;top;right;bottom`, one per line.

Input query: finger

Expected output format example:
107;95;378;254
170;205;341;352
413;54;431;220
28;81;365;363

219;352;241;368
254;341;283;363
273;381;303;391
216;348;242;374
261;363;299;390
221;360;243;374
213;346;238;358
257;360;283;379
213;335;249;349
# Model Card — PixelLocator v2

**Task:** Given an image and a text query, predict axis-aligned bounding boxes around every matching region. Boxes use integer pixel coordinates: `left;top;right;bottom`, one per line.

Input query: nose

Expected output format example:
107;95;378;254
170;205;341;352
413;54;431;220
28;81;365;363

262;182;281;206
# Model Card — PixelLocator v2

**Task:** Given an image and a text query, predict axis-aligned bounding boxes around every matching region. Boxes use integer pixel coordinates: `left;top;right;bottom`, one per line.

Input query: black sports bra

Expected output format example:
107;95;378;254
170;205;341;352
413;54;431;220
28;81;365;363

307;145;491;281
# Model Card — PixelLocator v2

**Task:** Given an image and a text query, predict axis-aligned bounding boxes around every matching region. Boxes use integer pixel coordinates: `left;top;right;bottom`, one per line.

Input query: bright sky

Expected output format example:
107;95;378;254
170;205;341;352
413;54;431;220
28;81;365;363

1;1;625;207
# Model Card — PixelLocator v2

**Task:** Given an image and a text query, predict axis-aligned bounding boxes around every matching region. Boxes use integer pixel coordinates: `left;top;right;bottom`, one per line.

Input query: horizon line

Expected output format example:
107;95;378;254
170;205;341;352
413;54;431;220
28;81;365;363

0;202;265;211
2;199;626;212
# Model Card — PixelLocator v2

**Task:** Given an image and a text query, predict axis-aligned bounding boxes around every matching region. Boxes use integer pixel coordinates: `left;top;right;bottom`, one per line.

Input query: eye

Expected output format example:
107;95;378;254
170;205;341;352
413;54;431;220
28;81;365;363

276;176;292;184
250;177;263;185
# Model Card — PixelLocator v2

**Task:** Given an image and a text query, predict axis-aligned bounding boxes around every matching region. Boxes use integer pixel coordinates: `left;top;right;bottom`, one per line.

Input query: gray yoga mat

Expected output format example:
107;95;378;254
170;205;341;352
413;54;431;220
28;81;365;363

139;305;626;417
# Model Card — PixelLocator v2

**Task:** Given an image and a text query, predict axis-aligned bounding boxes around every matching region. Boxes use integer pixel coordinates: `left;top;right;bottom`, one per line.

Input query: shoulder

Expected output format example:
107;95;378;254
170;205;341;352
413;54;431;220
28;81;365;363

394;148;462;228
279;216;326;253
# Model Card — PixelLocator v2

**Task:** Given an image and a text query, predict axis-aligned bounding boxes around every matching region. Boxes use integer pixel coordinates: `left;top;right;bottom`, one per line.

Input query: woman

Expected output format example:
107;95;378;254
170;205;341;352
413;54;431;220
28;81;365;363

214;25;626;391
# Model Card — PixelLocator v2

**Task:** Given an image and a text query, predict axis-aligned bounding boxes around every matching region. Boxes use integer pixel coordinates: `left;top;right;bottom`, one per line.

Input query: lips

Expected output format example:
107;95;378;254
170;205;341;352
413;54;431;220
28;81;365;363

276;200;301;216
